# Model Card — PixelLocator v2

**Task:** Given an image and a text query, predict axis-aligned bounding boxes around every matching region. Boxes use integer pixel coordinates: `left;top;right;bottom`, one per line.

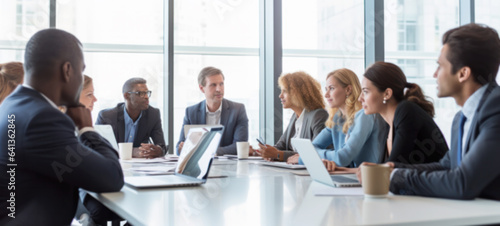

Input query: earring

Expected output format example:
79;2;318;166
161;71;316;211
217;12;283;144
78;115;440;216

383;98;387;104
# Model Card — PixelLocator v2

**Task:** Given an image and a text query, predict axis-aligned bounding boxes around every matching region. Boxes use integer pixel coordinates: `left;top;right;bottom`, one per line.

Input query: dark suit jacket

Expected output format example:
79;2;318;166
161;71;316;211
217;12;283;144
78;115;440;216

96;103;167;155
275;108;328;160
386;101;449;164
390;82;500;200
0;86;124;225
176;99;249;155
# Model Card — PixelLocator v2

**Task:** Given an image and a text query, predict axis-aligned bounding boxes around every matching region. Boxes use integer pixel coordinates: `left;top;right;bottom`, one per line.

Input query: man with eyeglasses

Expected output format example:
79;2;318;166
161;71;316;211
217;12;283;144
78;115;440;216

97;77;167;158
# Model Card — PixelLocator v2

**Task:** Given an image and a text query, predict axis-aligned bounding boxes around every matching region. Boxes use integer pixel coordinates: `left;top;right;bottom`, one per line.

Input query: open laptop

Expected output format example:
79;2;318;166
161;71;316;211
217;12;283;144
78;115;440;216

291;138;360;187
183;124;210;137
94;124;119;150
125;126;224;188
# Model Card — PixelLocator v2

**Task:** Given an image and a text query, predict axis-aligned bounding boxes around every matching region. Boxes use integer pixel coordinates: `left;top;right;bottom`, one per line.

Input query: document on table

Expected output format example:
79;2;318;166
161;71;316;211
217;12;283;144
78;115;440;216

130;166;176;175
315;187;364;196
121;157;177;163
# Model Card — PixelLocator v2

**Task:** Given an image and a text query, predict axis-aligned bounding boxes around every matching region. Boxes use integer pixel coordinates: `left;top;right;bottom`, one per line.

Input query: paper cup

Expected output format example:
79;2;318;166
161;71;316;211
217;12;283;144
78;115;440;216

118;142;133;160
237;141;250;159
361;164;390;198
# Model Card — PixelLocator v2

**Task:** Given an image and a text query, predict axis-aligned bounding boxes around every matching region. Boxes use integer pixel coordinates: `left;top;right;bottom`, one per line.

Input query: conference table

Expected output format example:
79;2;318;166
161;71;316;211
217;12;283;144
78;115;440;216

90;158;500;226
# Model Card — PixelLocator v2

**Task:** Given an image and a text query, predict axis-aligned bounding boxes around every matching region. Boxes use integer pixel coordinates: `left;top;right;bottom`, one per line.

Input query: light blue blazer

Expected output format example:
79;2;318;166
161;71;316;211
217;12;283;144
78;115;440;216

311;109;388;167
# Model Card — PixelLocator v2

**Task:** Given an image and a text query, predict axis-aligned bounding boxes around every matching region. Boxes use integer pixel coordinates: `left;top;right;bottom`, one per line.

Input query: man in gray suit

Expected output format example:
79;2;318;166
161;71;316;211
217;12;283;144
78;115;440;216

177;66;249;156
376;24;500;200
97;78;167;158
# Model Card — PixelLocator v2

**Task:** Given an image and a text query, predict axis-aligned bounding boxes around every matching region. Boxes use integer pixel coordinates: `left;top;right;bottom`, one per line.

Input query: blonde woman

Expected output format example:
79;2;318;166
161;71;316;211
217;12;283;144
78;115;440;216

290;69;387;169
0;62;24;105
255;71;328;162
79;75;98;111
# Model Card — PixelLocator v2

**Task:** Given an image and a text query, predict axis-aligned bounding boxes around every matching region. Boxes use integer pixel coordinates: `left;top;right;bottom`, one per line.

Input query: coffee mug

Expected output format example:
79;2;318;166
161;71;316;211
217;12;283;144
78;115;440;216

361;164;391;198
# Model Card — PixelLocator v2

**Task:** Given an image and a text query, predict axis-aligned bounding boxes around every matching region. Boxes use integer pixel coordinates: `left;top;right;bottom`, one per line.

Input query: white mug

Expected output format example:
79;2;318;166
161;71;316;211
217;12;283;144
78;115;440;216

118;142;133;160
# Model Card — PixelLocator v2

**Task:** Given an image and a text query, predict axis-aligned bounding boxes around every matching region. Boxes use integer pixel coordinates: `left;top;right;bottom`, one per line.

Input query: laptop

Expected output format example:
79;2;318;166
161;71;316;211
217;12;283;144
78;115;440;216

94;125;119;150
183;124;211;137
291;138;360;187
125;126;224;188
259;161;307;169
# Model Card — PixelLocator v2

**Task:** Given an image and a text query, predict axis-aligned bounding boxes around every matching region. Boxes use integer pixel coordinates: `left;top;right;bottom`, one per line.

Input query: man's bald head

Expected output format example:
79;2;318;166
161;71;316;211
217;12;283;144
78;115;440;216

24;29;83;80
24;29;85;106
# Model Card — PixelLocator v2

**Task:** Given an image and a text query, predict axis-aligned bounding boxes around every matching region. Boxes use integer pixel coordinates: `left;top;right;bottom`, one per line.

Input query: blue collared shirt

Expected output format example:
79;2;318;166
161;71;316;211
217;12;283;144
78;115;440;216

460;84;488;157
124;105;142;143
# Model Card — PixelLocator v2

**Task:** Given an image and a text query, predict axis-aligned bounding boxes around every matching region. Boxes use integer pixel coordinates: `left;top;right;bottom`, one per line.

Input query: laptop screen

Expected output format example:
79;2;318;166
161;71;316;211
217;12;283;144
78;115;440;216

175;126;223;179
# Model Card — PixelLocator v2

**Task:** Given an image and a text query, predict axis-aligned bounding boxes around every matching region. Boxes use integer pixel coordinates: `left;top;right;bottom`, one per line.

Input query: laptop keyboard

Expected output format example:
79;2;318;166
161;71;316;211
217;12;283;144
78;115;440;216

330;175;358;183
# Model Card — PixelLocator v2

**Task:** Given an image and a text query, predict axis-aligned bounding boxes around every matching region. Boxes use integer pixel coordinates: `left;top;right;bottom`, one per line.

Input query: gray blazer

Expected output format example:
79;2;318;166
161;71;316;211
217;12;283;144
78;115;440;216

276;108;328;160
96;103;167;155
390;82;500;200
176;99;249;156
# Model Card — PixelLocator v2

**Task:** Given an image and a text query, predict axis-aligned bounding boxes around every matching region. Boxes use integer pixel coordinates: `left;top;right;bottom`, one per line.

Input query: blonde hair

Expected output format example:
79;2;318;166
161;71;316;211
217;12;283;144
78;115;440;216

325;68;362;133
0;62;24;104
278;71;325;111
83;75;93;90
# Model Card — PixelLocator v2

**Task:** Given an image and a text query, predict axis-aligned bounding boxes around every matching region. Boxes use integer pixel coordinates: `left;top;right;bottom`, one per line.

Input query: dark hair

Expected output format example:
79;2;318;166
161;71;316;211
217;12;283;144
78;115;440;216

364;62;435;117
442;23;500;85
24;29;82;77
122;77;147;94
198;66;224;86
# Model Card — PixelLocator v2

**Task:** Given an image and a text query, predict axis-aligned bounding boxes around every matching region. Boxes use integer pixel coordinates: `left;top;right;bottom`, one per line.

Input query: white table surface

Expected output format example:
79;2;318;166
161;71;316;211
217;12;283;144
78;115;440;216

90;159;500;226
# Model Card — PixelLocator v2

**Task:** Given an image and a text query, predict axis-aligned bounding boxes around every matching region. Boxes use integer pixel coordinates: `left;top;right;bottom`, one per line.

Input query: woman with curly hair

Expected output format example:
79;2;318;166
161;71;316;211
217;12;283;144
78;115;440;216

289;68;388;169
254;71;328;162
0;62;24;105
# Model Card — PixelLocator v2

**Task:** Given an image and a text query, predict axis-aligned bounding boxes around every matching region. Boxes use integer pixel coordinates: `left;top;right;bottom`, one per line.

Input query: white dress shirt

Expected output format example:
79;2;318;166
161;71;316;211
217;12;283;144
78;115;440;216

206;102;222;125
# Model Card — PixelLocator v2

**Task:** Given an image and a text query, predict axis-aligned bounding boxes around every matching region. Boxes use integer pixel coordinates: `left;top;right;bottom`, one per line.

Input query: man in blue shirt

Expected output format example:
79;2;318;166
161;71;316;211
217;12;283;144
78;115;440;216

97;78;167;158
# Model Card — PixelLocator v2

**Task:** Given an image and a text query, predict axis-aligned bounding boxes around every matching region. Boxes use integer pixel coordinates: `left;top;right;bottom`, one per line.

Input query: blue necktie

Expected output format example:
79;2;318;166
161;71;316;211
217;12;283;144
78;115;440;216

457;112;467;165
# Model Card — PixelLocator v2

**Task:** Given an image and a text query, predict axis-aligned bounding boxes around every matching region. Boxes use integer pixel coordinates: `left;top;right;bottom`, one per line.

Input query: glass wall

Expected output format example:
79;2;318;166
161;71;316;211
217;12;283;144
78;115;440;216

56;0;164;121
384;0;460;143
1;0;495;152
475;0;500;84
173;0;260;144
282;0;365;130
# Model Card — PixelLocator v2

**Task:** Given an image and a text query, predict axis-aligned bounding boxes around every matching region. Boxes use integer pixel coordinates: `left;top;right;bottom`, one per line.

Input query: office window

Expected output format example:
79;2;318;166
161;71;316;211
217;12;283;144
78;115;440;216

56;0;164;122
282;0;365;131
82;52;164;121
475;0;500;84
173;0;260;145
0;0;49;61
385;0;460;143
57;0;163;45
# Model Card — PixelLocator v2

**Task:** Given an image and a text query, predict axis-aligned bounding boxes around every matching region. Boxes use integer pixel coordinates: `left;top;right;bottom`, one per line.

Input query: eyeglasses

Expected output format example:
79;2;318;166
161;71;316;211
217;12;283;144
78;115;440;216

127;91;152;98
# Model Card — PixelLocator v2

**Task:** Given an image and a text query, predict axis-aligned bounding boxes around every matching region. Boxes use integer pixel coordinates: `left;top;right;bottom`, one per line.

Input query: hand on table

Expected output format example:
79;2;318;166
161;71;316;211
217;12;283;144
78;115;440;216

133;143;163;159
258;143;283;161
322;159;336;172
249;145;261;156
287;154;300;165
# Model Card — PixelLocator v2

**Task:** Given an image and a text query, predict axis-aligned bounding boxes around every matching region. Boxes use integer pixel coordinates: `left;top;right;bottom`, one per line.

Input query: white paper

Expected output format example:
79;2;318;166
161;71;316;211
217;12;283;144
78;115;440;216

314;187;364;196
121;157;172;163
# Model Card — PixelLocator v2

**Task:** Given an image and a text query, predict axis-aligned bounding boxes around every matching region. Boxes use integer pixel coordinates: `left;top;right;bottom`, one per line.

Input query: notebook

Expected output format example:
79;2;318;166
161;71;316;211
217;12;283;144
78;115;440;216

94;125;119;150
125;126;224;188
291;138;360;187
